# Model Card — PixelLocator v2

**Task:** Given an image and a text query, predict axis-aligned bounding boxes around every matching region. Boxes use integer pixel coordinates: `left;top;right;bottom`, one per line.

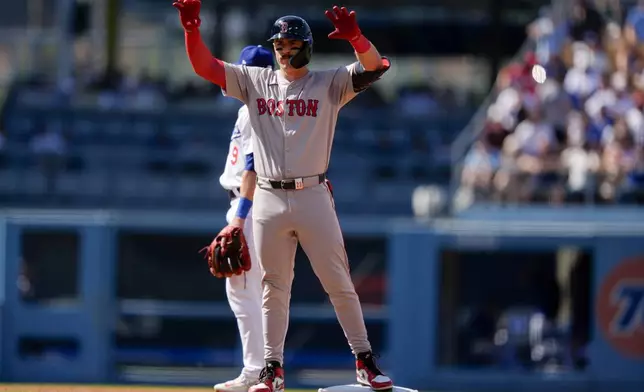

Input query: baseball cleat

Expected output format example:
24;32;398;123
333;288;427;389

356;352;393;391
214;374;259;392
249;361;285;392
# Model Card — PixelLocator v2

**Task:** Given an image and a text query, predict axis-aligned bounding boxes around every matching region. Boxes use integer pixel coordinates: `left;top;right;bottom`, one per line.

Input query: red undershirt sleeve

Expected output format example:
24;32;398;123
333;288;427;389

185;29;226;89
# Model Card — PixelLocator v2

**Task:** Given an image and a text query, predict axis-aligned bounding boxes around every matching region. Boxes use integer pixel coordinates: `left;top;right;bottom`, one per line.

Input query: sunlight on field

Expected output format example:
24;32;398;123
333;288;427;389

0;385;315;392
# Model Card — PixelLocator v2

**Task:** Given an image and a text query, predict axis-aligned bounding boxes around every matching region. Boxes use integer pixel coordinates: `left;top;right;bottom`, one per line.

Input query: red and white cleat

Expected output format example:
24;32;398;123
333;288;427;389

248;362;285;392
214;374;259;392
356;352;394;391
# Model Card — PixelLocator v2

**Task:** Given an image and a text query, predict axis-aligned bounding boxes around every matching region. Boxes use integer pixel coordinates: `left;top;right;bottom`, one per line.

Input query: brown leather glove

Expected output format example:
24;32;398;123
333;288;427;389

201;226;251;278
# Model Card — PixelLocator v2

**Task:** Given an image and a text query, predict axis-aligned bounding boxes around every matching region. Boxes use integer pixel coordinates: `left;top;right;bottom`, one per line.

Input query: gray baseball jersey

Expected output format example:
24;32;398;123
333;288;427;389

221;61;384;365
222;62;362;180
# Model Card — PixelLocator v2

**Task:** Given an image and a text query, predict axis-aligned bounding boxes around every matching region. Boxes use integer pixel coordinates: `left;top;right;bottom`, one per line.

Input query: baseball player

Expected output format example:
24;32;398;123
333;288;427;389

174;2;393;392
214;45;274;392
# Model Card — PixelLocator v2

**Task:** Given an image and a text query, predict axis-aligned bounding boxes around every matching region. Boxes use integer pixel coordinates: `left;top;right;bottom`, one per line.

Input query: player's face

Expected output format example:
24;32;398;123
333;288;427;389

273;38;304;70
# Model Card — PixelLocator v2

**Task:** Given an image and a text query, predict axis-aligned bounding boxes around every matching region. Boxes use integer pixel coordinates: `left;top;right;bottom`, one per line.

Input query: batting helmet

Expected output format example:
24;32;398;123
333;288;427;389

267;15;313;69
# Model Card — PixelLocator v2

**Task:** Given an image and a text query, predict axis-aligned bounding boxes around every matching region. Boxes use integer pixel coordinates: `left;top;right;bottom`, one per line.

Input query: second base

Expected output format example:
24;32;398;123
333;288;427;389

318;384;418;392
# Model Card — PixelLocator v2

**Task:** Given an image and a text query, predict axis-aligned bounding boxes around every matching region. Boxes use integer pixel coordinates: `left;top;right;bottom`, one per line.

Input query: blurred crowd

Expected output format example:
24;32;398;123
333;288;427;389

0;55;473;210
458;0;644;206
8;63;466;116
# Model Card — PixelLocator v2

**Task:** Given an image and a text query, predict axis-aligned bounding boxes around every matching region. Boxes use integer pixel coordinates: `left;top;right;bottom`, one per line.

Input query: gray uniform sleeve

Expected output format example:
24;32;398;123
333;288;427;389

223;63;266;105
329;62;362;108
329;59;391;107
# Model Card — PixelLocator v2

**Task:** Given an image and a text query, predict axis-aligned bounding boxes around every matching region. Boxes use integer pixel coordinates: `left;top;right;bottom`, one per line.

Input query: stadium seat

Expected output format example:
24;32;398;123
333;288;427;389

0;169;19;194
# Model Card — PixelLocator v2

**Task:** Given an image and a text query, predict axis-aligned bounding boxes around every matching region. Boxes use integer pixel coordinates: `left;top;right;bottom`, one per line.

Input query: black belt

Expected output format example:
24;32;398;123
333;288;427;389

268;174;326;190
227;188;240;200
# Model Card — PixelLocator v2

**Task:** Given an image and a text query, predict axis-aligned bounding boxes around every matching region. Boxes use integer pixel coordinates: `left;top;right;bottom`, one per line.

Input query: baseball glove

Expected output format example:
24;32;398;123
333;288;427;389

201;226;251;278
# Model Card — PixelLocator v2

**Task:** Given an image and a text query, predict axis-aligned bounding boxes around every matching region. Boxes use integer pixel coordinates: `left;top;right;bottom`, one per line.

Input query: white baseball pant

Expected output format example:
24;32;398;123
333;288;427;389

225;197;264;379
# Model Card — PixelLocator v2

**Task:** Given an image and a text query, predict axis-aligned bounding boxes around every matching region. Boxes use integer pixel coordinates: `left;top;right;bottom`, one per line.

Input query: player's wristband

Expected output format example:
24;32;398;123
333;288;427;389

350;34;371;54
235;197;253;219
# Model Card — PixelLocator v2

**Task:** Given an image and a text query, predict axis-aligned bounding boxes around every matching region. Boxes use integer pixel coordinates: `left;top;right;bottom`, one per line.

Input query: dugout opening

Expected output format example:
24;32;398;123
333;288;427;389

437;247;593;372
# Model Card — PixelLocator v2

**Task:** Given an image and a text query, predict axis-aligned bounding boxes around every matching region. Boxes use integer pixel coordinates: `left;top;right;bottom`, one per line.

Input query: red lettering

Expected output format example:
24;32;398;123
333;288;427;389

267;99;277;115
259;98;321;117
257;98;267;115
275;100;284;117
296;99;306;116
287;100;298;116
306;99;319;117
231;145;239;164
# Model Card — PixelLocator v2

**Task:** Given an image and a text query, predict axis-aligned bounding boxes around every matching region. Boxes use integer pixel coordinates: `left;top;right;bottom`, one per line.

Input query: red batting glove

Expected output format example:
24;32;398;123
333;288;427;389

173;0;202;32
325;6;362;41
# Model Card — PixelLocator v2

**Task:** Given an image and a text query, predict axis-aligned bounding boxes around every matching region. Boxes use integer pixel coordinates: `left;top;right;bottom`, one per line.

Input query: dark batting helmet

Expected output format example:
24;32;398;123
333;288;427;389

267;15;313;69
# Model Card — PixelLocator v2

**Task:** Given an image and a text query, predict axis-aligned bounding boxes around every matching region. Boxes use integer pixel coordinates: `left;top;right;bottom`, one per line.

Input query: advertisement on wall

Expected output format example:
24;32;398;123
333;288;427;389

596;256;644;359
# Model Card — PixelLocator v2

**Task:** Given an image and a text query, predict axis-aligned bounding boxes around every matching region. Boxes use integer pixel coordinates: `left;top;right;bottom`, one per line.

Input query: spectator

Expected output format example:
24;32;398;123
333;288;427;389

568;0;605;42
625;89;644;145
599;118;638;201
561;111;601;201
539;76;572;142
491;132;521;203
609;71;635;117
512;106;560;202
563;41;602;108
513;106;556;165
624;0;644;50
527;6;557;64
460;139;501;200
460;2;644;206
584;72;616;122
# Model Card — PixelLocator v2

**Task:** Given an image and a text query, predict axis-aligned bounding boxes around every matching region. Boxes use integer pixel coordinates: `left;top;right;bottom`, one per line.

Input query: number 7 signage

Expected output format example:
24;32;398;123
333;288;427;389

597;257;644;359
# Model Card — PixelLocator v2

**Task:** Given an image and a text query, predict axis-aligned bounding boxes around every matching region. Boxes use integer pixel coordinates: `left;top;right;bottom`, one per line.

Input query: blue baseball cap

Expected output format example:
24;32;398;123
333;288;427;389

237;45;274;69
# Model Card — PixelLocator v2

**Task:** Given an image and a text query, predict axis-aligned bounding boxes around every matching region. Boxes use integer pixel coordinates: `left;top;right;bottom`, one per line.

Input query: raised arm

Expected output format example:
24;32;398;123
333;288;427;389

173;0;226;88
325;5;386;71
351;36;384;71
326;5;391;105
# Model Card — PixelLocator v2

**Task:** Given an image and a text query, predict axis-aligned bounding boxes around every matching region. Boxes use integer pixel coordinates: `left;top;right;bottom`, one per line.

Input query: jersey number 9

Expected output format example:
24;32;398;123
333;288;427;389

231;146;239;165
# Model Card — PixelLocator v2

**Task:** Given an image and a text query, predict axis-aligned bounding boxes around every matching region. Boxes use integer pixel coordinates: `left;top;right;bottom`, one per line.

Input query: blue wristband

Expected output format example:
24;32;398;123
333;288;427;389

235;197;253;219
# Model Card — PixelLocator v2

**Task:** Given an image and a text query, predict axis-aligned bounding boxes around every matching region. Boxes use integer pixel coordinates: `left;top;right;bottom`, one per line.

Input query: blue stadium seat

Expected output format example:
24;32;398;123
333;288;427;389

20;168;48;195
0;169;20;194
0;101;476;213
366;181;416;212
